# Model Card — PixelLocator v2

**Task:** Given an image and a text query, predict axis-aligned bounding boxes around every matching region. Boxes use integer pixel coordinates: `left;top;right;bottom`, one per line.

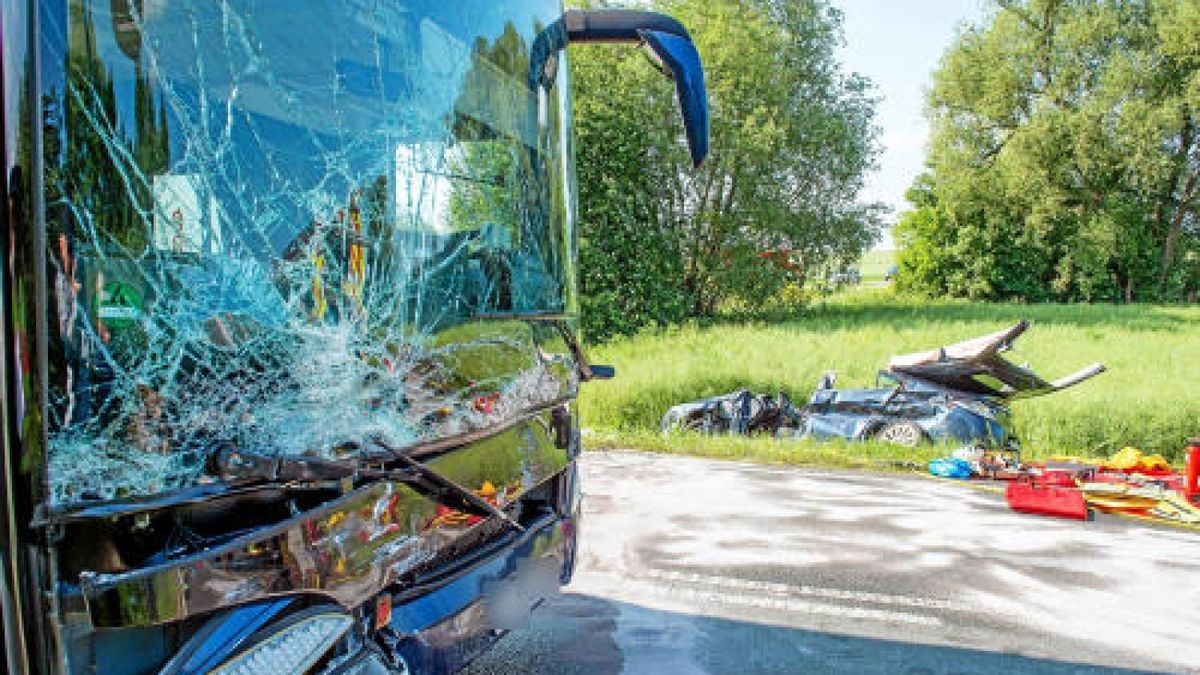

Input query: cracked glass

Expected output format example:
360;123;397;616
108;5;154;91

39;0;576;507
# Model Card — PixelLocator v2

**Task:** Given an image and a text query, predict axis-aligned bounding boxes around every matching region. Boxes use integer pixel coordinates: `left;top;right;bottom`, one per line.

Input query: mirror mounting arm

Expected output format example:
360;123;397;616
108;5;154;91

560;10;691;44
531;10;710;167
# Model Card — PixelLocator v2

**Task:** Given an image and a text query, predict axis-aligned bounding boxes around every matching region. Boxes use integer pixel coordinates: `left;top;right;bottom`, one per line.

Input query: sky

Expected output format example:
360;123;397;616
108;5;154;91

836;0;988;249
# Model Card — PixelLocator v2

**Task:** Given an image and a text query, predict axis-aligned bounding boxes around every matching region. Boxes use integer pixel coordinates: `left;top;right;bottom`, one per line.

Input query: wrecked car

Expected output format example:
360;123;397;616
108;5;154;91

1;3;708;675
660;390;799;436
662;321;1105;448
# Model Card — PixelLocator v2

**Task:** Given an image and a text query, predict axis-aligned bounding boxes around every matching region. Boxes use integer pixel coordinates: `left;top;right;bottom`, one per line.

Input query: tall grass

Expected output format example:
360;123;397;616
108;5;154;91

578;290;1200;463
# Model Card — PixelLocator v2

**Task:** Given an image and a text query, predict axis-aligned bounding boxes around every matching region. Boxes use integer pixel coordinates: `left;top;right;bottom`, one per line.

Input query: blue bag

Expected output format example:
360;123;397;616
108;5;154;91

928;457;973;480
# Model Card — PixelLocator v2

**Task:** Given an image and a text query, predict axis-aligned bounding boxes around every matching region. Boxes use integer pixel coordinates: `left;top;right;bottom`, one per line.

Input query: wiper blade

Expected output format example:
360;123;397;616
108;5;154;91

210;442;524;532
362;439;525;533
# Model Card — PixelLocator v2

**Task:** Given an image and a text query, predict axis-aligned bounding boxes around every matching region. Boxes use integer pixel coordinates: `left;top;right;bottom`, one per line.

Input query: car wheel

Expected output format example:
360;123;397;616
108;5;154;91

874;421;924;447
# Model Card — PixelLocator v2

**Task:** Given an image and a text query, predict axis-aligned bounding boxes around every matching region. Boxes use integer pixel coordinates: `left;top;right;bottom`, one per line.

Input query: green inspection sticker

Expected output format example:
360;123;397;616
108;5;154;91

99;282;144;327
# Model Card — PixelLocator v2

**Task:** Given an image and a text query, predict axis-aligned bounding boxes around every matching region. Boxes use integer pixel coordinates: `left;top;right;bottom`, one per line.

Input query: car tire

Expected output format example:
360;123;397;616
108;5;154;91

874;421;924;447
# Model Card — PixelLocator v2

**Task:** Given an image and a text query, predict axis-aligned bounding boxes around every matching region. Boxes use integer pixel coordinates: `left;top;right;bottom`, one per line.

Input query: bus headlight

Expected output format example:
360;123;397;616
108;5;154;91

213;611;354;675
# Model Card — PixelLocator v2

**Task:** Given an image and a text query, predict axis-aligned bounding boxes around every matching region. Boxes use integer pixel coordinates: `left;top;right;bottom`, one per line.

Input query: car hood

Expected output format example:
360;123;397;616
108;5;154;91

886;321;1105;401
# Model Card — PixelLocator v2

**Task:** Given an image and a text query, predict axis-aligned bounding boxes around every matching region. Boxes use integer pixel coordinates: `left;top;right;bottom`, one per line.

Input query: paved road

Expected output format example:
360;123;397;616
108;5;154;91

465;451;1200;674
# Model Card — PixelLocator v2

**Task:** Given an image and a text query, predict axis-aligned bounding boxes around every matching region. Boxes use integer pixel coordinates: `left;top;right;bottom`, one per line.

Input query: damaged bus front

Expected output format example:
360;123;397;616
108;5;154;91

0;2;708;673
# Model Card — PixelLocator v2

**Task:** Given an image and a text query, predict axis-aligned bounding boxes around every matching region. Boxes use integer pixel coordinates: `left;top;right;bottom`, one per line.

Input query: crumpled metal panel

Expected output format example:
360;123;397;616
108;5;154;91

36;0;576;508
79;412;569;628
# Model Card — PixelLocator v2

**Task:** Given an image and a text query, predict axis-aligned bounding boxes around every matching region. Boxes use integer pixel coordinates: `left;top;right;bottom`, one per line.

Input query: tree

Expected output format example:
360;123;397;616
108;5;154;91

570;0;883;339
901;0;1199;303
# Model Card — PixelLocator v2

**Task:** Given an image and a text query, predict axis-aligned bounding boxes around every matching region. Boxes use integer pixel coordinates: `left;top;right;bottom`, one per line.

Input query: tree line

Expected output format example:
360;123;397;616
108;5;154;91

570;0;883;340
898;0;1200;303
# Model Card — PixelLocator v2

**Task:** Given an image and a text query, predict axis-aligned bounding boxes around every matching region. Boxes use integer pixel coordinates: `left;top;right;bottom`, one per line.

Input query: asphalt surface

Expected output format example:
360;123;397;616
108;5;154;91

464;451;1200;675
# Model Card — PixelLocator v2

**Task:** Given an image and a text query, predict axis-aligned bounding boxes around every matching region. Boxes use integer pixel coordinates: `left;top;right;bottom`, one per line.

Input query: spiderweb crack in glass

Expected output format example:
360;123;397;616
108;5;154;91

41;0;576;506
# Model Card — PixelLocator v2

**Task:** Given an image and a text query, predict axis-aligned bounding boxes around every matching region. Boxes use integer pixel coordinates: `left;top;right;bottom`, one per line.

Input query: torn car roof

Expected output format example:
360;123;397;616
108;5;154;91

887;320;1105;400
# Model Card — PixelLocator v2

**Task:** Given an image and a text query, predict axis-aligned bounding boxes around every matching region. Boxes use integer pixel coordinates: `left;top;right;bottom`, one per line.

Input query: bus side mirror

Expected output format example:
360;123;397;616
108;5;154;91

532;10;710;167
638;30;709;168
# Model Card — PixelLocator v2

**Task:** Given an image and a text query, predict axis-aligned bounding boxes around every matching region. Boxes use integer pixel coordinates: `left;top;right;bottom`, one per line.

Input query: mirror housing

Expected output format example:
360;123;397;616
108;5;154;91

531;10;710;167
638;30;709;168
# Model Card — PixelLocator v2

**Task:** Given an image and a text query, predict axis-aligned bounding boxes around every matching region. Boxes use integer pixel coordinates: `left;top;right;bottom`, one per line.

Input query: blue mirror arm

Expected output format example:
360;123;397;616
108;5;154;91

528;11;692;87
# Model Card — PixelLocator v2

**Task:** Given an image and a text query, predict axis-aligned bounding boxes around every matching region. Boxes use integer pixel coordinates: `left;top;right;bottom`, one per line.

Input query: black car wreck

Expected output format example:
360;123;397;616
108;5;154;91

661;321;1106;448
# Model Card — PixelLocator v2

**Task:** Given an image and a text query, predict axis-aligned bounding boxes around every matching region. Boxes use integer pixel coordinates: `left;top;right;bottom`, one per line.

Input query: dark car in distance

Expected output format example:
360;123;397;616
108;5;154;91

662;322;1106;448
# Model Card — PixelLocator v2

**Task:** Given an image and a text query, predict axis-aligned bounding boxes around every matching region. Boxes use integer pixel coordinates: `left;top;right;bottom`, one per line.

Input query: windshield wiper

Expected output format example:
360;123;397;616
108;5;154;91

362;444;524;533
210;442;524;532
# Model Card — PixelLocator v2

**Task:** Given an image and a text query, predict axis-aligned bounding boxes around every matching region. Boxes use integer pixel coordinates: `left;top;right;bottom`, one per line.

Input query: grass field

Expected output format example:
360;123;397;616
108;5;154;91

578;290;1200;466
857;249;896;283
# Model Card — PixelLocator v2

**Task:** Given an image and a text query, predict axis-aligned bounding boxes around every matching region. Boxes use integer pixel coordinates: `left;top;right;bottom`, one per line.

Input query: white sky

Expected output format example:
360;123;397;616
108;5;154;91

836;0;988;249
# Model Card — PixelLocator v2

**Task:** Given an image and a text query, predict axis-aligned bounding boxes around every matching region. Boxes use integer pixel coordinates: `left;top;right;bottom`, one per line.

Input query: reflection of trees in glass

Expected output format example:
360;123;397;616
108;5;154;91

54;0;170;251
449;22;532;248
453;23;532;142
446;141;517;236
444;22;564;313
44;0;171;439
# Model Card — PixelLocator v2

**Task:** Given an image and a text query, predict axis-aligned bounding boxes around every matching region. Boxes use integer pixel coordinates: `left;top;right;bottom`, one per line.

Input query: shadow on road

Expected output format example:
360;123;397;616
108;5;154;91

465;593;1166;675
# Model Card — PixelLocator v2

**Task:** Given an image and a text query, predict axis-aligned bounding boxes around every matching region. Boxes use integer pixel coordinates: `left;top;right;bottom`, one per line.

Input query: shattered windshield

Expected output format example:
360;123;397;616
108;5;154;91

40;0;575;506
